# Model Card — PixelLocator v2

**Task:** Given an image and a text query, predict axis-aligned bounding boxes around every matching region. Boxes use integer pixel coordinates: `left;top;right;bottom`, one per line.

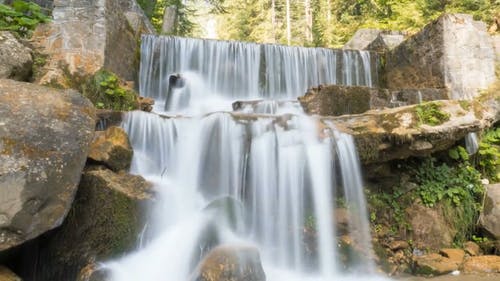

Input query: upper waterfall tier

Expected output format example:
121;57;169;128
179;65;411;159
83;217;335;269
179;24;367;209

139;35;377;102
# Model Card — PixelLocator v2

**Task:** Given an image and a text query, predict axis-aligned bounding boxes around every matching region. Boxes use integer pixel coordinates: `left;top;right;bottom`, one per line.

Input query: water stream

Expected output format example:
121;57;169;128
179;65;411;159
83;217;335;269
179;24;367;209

106;36;385;281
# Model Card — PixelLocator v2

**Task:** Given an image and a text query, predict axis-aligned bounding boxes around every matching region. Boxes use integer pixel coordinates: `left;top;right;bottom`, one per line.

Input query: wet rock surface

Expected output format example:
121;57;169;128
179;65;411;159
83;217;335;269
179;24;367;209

0;79;95;251
0;32;32;81
191;244;266;281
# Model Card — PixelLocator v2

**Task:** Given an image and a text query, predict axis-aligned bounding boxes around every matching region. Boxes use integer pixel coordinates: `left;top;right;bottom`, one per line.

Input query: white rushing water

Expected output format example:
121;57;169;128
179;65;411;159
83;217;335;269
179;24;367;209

105;35;385;281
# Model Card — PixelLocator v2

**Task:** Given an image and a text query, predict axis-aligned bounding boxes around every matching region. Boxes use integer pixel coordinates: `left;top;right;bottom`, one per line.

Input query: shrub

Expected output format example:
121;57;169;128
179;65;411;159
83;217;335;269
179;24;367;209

415;102;450;126
0;0;50;37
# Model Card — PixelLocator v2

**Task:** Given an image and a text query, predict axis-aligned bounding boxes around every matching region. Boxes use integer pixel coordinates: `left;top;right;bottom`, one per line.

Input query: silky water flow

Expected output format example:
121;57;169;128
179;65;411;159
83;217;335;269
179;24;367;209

105;35;387;281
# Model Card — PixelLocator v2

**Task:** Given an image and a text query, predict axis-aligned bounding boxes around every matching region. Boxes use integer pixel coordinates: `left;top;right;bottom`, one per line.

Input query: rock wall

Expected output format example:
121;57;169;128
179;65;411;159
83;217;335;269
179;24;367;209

385;14;495;100
32;0;155;85
298;85;448;116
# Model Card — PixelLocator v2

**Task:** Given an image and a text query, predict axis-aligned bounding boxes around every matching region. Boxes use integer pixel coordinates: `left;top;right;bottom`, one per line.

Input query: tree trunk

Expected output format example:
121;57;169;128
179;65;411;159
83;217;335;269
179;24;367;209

326;0;331;23
286;0;291;45
271;0;276;43
304;0;313;43
162;5;178;34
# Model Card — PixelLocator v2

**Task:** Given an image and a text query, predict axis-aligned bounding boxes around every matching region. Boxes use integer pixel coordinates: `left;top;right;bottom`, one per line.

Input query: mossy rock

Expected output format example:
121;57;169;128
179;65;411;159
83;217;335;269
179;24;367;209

33;167;154;281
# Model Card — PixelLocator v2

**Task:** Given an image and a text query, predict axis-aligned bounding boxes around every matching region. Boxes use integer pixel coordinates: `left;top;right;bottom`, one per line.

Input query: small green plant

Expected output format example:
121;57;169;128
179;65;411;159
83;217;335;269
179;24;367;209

449;145;469;162
471;235;489;244
416;158;484;244
477;127;500;182
82;70;139;111
0;0;50;37
415;102;450;126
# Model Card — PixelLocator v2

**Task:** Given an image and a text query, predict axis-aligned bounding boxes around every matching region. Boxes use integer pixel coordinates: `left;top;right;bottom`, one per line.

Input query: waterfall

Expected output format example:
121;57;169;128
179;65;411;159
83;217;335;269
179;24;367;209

139;35;375;113
106;35;384;281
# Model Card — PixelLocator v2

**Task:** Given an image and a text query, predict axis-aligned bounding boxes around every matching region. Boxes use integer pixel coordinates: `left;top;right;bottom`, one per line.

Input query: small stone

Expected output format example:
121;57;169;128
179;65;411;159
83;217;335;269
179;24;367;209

191;244;266;281
88;126;133;171
388;240;409;251
464;241;481;256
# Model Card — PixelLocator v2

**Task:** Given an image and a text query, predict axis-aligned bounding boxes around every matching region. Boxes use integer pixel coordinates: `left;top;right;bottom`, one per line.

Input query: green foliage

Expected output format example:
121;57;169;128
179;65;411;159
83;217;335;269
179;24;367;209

416;158;483;207
0;0;50;37
210;0;500;47
415;102;450;126
82;70;139;111
449;145;469;162
416;158;483;243
477;126;500;182
367;188;411;236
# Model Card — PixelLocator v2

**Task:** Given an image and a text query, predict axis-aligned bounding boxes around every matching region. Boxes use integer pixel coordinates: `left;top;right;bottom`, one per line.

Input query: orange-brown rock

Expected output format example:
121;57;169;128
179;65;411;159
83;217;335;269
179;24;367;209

439;249;465;264
388;240;410;251
464;241;481;256
191;244;266;281
88;126;133;171
413;253;459;276
463;256;500;273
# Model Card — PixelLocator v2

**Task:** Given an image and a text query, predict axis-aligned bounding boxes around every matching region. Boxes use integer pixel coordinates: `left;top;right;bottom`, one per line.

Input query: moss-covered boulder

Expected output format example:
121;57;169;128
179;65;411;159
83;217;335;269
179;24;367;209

0;79;95;251
88;126;133;171
34;166;154;281
191;244;266;281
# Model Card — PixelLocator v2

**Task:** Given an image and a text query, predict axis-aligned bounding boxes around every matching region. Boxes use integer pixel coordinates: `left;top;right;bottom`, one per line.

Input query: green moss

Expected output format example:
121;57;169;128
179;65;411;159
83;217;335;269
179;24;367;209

458;100;471;111
31;52;48;81
415;102;450;126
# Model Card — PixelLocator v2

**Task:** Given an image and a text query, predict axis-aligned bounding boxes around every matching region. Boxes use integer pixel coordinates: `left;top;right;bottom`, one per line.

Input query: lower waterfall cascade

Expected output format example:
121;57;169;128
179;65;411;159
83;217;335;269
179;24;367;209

104;36;387;281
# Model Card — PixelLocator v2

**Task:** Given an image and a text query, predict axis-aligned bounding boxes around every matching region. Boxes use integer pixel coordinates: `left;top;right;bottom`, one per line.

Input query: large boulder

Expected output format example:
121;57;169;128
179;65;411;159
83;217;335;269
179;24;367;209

88;126;133;171
0;32;32;81
31;0;155;85
385;14;495;100
34;167;154;281
405;203;456;250
191;244;266;281
479;183;500;239
0;79;95;251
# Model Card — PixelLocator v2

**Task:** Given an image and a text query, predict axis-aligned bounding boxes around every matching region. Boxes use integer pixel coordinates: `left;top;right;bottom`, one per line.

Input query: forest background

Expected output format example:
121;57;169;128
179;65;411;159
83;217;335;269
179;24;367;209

139;0;499;48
